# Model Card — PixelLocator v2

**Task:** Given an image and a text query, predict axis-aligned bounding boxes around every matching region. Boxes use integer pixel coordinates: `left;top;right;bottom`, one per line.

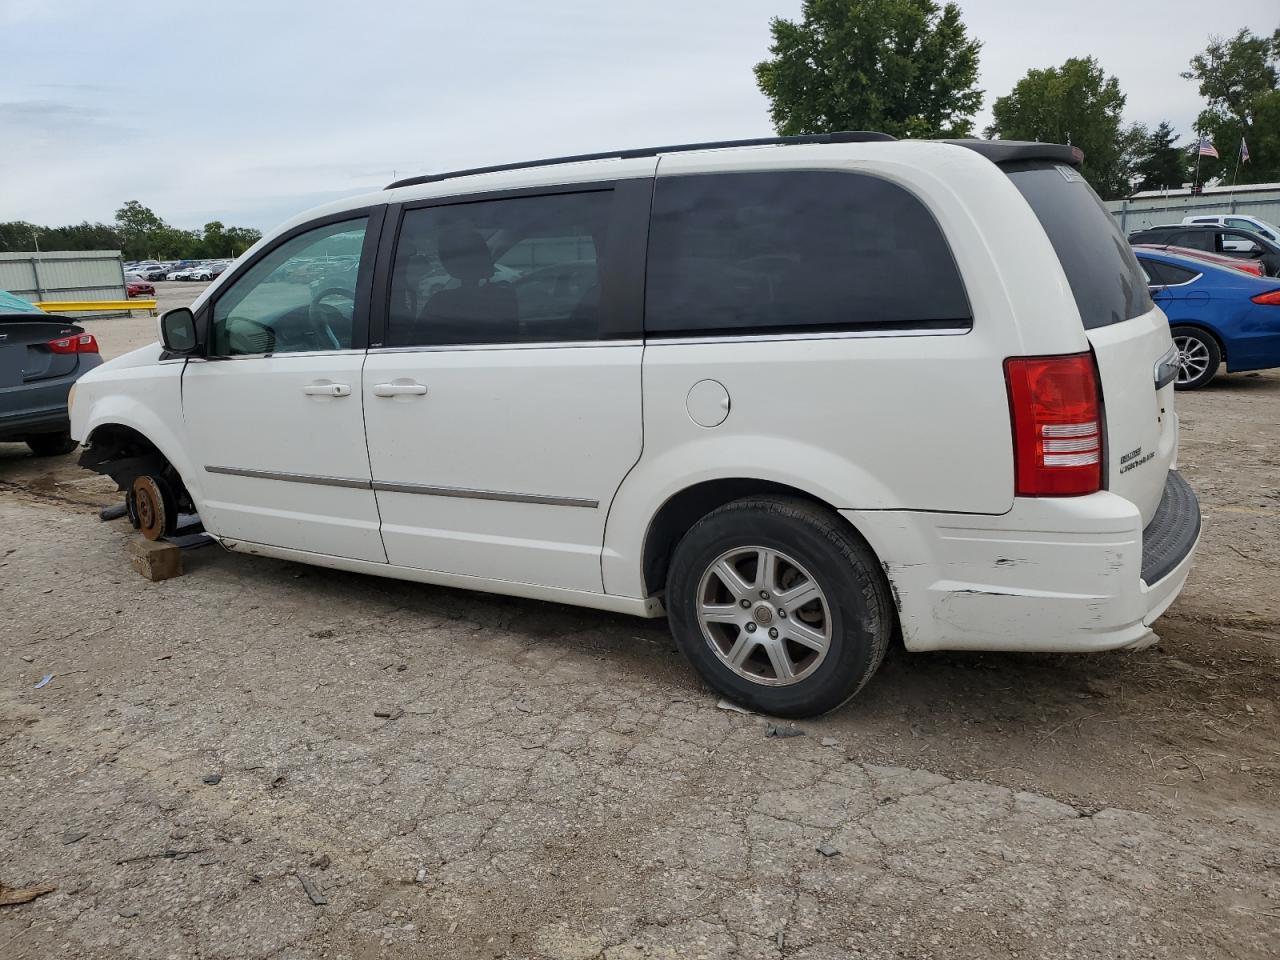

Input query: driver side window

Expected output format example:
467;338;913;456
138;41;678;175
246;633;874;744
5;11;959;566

212;218;368;356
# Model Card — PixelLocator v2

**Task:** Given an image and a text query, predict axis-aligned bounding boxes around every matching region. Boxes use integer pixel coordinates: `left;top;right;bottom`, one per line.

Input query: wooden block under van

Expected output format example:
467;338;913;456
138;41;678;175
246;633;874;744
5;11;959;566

127;538;183;582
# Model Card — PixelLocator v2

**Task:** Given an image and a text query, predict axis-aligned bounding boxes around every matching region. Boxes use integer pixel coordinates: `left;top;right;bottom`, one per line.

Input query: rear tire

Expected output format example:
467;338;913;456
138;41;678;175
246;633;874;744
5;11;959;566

665;496;894;718
26;432;77;457
1170;326;1221;390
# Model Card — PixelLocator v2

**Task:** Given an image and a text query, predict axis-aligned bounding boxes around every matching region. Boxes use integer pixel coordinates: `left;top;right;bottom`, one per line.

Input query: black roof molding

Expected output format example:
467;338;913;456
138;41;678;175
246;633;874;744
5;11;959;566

940;139;1083;168
384;134;1082;192
385;131;897;190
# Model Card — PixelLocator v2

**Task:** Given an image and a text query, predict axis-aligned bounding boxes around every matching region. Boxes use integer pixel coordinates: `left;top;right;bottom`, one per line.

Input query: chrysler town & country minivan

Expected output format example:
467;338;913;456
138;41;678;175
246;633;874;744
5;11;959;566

70;133;1202;716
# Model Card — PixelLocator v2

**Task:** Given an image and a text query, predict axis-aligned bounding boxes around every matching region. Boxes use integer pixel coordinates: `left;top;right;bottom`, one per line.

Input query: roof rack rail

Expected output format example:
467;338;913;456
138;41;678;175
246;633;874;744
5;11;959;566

385;131;896;190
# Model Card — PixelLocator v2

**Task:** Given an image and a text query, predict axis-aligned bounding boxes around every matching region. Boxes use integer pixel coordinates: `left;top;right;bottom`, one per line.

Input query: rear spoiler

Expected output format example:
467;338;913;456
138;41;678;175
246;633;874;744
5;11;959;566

0;312;59;323
940;139;1083;168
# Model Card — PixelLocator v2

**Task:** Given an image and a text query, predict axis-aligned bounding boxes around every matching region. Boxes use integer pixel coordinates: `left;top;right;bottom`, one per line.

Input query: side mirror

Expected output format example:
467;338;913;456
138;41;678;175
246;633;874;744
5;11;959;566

159;307;199;354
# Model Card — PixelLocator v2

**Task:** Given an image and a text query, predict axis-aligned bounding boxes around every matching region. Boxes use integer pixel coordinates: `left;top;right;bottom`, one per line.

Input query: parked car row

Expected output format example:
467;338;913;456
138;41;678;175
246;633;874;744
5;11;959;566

1128;223;1280;276
1180;213;1280;244
1125;226;1280;390
124;259;233;282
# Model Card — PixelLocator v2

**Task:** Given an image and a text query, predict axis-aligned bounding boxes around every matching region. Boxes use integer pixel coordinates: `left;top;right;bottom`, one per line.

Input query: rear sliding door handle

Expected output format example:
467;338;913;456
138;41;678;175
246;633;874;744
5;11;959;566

373;382;428;398
302;382;351;397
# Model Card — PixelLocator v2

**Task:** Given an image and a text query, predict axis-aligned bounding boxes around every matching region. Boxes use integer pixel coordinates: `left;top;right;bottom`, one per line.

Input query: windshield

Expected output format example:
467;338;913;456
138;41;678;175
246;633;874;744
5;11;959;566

1236;218;1280;242
1003;161;1153;329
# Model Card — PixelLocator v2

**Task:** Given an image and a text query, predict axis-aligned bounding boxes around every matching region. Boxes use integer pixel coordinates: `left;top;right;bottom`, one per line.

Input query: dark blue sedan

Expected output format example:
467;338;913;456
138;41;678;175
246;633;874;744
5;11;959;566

1134;248;1280;389
0;290;102;455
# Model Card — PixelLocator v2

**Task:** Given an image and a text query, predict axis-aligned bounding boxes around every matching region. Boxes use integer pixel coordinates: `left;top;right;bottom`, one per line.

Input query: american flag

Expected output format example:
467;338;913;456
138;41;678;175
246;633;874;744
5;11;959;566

1241;138;1250;163
1197;137;1219;159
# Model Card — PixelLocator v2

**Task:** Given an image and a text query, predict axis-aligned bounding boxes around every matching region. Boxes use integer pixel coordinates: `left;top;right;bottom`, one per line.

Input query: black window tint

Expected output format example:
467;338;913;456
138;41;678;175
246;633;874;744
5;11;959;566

1160;262;1200;284
1004;162;1152;328
1177;231;1213;251
1138;258;1166;285
387;190;611;346
644;171;970;336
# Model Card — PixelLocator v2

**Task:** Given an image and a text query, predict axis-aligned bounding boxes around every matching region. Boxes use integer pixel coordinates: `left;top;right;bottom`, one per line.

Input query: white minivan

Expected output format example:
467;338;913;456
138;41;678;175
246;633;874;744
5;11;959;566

71;133;1201;716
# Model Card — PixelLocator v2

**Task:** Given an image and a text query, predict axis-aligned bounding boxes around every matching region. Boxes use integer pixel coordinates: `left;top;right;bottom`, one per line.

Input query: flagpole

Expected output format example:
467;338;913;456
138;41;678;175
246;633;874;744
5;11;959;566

1193;129;1202;193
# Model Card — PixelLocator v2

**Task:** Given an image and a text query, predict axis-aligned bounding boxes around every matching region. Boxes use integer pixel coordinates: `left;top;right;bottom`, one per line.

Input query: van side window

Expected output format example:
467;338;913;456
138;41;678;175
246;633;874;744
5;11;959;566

211;218;367;356
643;171;970;336
386;190;611;347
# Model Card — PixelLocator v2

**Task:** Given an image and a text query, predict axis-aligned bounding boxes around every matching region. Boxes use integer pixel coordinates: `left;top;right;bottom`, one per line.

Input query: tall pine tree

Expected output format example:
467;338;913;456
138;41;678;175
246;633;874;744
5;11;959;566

1131;122;1187;193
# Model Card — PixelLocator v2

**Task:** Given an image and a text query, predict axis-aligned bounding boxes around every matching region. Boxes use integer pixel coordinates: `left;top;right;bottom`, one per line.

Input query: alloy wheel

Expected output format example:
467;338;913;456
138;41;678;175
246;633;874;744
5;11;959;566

1173;334;1211;385
695;546;832;686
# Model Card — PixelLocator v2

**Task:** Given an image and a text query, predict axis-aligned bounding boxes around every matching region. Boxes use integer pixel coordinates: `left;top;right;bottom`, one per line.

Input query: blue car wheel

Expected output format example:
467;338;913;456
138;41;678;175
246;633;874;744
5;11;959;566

1170;325;1221;390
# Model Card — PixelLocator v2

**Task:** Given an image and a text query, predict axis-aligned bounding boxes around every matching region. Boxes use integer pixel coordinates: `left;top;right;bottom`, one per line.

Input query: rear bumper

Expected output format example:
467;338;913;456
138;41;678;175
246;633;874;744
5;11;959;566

845;471;1201;653
0;356;101;442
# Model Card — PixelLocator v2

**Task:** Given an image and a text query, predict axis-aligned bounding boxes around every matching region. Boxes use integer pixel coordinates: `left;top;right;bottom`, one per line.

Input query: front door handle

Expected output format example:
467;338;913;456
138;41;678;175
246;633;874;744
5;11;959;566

303;382;351;397
373;382;428;398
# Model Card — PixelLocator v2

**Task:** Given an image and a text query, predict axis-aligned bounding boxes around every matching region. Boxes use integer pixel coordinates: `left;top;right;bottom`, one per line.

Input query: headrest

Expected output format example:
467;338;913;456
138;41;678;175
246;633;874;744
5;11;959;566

437;226;494;283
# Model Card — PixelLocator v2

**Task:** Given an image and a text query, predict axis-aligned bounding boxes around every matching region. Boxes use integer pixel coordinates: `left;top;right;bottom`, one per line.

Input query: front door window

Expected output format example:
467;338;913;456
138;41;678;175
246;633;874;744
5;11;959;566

212;219;368;356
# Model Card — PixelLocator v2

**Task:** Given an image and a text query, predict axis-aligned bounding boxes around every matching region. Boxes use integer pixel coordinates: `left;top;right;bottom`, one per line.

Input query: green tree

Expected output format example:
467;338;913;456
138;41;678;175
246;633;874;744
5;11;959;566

114;201;166;260
1183;28;1280;184
3;205;261;259
201;220;228;258
153;225;203;260
754;0;983;139
1131;121;1188;193
986;57;1135;199
0;221;44;253
222;226;261;258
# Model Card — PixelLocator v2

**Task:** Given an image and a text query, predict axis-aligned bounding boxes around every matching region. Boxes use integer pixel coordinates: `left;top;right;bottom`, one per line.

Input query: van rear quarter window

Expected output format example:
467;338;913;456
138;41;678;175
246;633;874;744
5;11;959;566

1003;161;1152;329
643;171;971;336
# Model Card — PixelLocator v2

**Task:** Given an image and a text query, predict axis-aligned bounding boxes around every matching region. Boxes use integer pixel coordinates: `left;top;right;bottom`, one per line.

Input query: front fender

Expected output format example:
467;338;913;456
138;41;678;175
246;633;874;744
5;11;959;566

74;373;203;506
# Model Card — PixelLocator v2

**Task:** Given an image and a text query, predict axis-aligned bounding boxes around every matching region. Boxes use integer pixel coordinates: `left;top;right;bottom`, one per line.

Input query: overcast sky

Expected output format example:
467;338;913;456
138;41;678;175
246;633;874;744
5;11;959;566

1;0;1276;232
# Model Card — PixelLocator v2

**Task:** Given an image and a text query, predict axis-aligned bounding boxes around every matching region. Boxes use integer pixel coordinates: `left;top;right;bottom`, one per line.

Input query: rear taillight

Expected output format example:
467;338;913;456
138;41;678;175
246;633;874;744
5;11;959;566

1004;352;1102;497
47;334;99;354
1250;289;1280;305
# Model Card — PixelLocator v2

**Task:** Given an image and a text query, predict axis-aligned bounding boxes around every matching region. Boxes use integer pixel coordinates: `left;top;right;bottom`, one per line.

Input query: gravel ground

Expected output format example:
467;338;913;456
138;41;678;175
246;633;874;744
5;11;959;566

1;294;1277;958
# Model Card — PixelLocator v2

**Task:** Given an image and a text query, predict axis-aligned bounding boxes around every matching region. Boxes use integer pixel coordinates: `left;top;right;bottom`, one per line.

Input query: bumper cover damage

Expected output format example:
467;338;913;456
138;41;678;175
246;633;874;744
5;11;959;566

847;471;1202;654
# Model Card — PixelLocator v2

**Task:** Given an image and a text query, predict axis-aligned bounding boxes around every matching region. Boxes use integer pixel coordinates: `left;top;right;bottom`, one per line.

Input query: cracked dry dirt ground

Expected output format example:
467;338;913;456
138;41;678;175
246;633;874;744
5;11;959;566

1;337;1278;958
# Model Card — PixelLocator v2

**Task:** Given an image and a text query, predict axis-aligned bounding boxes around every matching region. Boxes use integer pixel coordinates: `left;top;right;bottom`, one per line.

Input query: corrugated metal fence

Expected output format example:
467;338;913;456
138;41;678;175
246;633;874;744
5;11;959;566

0;250;128;319
1106;191;1280;234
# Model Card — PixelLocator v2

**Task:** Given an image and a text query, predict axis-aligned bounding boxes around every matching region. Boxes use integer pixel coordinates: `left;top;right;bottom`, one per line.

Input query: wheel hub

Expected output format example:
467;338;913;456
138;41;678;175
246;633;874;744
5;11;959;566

130;475;170;542
1173;335;1210;384
695;546;832;687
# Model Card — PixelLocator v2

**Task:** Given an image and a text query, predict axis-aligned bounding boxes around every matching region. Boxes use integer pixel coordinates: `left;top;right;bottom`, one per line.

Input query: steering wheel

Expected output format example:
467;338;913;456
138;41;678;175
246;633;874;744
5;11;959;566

309;286;355;348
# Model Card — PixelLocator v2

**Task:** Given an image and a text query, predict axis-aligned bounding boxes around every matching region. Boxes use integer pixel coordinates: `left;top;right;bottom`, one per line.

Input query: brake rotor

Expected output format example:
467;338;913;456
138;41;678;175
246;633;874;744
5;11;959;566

130;475;171;541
